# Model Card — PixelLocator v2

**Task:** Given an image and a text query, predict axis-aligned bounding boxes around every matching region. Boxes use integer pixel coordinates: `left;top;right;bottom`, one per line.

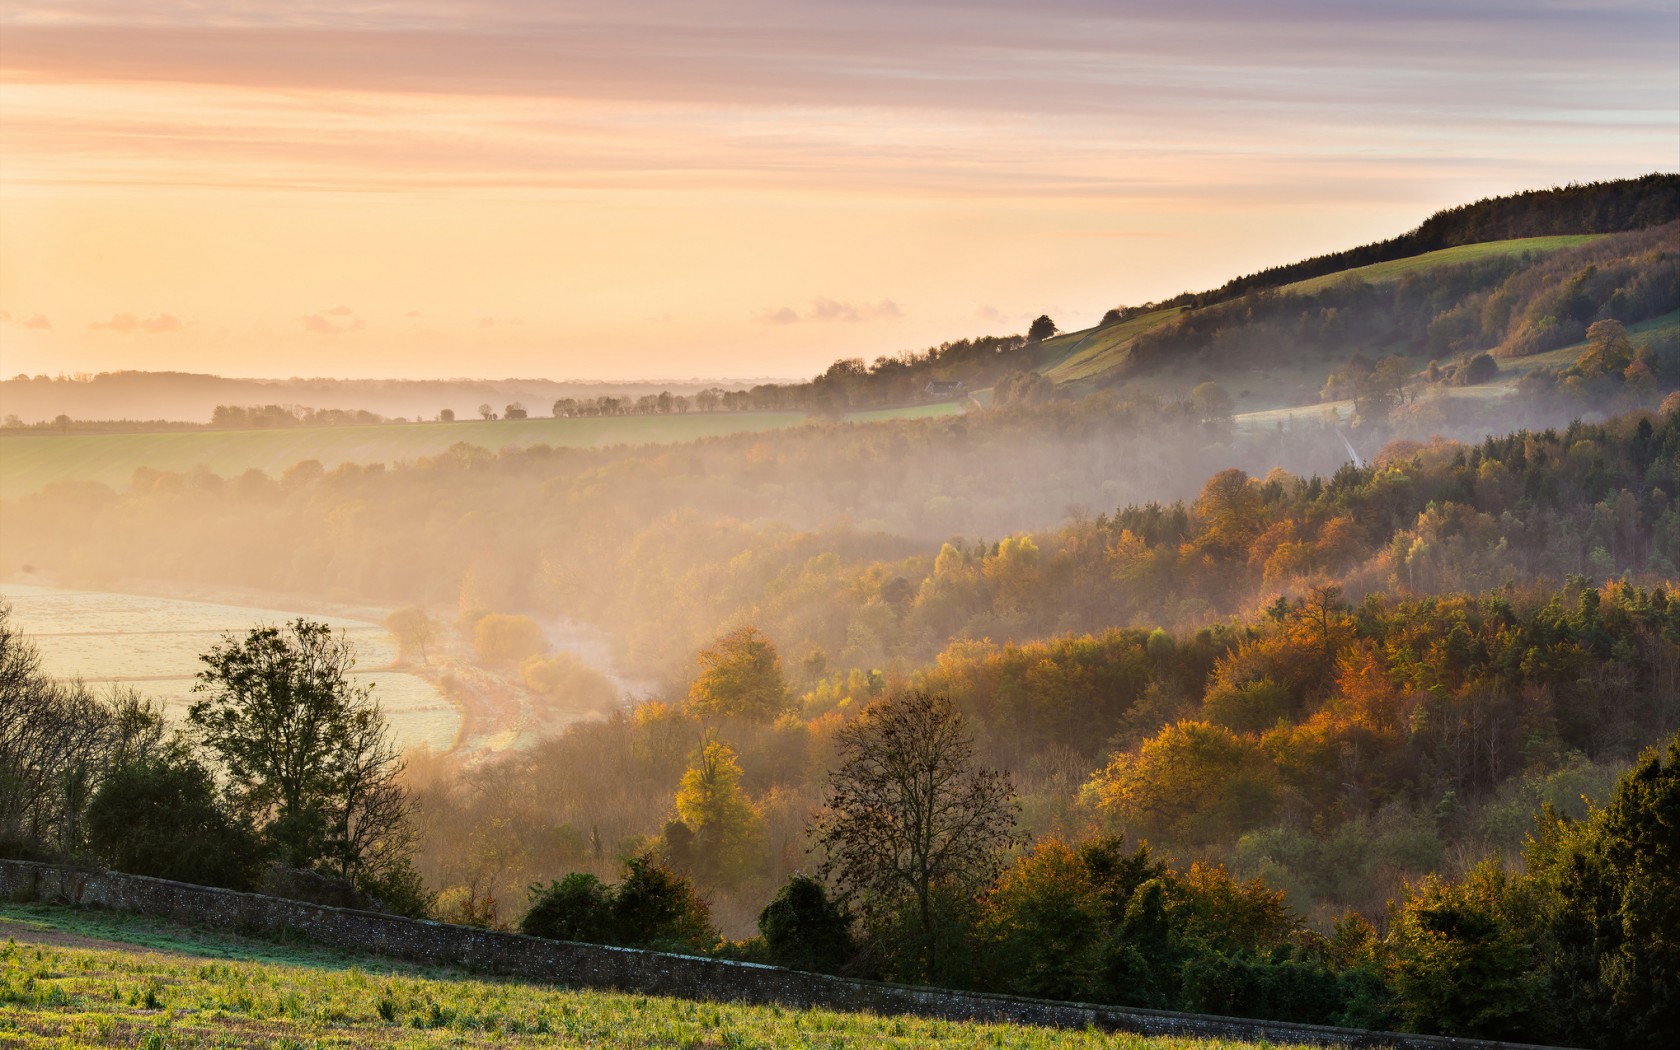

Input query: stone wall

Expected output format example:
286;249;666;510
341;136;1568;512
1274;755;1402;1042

0;860;1564;1050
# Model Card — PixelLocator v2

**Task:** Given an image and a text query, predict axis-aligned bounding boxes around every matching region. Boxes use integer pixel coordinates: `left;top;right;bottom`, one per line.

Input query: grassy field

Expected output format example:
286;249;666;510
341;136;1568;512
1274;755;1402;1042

1031;237;1603;396
1276;235;1604;296
0;403;980;500
0;904;1300;1049
1036;309;1184;386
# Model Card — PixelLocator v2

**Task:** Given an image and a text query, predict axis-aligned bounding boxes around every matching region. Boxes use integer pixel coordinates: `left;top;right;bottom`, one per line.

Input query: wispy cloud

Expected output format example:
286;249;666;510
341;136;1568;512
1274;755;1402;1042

89;311;182;333
0;310;54;330
759;298;903;325
301;307;364;334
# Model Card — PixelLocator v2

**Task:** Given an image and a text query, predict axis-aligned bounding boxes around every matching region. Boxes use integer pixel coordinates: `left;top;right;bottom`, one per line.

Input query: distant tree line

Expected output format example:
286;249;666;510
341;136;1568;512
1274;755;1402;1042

210;404;387;428
1102;172;1679;320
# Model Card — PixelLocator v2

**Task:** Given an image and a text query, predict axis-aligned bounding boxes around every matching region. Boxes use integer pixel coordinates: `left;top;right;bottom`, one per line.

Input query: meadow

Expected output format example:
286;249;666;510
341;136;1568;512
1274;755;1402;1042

0;403;984;501
0;905;1301;1050
0;583;460;754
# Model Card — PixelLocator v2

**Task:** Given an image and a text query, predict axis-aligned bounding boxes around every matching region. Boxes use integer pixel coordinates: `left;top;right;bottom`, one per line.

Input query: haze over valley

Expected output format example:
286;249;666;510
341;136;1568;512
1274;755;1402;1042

2;4;1678;1045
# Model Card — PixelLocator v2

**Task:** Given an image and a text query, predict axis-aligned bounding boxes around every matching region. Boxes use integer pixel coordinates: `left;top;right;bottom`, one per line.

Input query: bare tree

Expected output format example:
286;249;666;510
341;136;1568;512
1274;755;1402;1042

813;688;1017;978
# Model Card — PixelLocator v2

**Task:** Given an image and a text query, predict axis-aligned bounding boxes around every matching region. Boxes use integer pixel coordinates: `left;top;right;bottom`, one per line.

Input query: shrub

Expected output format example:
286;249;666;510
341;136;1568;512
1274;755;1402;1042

758;874;853;973
84;755;265;891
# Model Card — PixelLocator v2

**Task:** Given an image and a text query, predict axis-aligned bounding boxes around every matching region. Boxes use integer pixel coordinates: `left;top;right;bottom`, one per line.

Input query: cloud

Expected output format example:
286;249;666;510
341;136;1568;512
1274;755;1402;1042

975;305;1003;323
90;311;181;333
759;298;903;325
302;308;365;334
1;311;53;330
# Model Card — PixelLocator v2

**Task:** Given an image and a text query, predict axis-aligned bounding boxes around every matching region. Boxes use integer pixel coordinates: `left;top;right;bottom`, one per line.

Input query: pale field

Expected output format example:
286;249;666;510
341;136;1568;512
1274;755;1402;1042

0;583;460;754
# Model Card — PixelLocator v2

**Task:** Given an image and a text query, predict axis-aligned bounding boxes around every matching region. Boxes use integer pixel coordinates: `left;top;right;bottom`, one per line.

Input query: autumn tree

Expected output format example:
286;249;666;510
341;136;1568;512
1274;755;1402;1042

1082;720;1283;844
472;613;547;664
1578;319;1634;377
672;736;762;886
188;620;420;903
814;689;1018;979
686;625;788;721
385;606;436;664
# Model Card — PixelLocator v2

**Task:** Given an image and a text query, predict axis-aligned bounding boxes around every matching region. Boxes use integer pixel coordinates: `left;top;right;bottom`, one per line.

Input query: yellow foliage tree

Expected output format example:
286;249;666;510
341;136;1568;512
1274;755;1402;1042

673;737;761;886
686;625;788;721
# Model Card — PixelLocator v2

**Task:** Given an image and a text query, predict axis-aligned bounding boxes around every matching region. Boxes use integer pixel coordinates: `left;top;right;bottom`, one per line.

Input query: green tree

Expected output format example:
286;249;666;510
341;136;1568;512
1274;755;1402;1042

977;839;1107;1000
758;874;854;973
1526;733;1680;1048
188;620;418;896
611;852;718;952
1027;315;1058;342
1387;862;1545;1039
521;872;615;943
84;752;265;891
686;626;788;721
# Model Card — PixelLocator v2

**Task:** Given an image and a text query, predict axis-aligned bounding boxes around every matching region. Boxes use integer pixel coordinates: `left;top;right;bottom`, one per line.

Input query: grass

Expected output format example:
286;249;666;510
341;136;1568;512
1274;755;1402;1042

1036;310;1184;386
0;402;982;500
1276;235;1604;296
0;905;1303;1049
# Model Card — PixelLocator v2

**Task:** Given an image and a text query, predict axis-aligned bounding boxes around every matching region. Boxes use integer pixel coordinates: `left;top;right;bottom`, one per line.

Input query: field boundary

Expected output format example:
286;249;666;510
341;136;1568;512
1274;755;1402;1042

0;859;1565;1050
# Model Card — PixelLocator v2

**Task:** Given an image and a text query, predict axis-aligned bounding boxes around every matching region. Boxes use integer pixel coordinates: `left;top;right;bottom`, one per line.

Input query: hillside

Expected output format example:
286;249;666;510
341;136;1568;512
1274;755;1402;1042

0;903;1297;1050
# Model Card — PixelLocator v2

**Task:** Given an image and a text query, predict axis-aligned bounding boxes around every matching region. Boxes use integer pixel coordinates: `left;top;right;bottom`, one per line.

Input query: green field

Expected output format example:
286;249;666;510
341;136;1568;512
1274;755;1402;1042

0;904;1295;1049
1276;235;1604;296
1036;309;1184;386
1032;237;1603;394
0;404;982;501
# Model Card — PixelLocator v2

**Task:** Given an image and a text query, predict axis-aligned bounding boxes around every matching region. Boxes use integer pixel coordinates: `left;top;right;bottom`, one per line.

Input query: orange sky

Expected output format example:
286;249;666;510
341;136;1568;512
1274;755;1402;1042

2;2;1676;381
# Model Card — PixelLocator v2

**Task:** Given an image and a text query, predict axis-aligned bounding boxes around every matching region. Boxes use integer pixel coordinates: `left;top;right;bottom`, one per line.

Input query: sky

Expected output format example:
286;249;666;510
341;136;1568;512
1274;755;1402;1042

1;1;1676;382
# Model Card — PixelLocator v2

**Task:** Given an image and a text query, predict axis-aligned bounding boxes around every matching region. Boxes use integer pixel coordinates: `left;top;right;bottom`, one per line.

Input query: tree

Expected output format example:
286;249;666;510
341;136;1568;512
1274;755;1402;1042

472;614;547;664
84;751;265;890
188;620;416;894
814;689;1018;979
673;736;761;886
1526;733;1680;1048
611;852;718;951
686;626;788;721
477;402;494;421
1579;319;1634;377
1027;315;1058;342
438;408;455;422
504;402;528;420
385;606;436;664
1190;382;1235;424
1388;862;1545;1039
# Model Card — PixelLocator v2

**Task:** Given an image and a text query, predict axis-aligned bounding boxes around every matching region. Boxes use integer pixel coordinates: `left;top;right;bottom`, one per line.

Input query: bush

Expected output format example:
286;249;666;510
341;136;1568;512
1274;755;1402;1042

1179;954;1351;1025
84;755;265;891
522;855;717;953
521;872;615;943
1453;352;1499;386
758;874;853;973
